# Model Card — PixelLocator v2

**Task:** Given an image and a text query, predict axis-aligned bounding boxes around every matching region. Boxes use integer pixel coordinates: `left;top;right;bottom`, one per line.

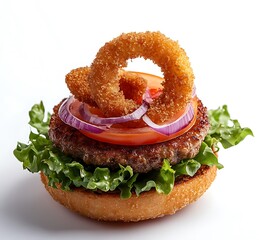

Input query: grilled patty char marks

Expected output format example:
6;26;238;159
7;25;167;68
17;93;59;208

48;99;209;173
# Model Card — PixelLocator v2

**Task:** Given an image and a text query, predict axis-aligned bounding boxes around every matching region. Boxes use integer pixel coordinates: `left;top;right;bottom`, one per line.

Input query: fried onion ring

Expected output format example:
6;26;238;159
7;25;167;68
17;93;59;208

65;67;147;106
87;31;194;123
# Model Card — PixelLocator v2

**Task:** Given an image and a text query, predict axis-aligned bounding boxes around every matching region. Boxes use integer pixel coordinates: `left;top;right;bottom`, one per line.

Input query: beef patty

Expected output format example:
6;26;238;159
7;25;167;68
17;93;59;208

49;99;209;173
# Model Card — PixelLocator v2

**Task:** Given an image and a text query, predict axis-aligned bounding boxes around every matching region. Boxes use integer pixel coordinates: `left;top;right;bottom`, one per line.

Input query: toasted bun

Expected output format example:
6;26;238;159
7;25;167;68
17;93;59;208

40;165;217;222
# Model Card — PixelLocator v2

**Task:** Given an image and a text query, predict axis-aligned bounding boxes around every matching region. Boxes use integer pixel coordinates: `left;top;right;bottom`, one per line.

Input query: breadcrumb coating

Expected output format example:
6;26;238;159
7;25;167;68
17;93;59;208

66;67;147;107
87;31;194;123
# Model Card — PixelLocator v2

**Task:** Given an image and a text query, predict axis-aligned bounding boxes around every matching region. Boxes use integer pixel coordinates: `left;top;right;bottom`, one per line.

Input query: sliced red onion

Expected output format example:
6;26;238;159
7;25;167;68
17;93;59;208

59;85;196;135
142;103;195;136
79;102;149;125
58;96;108;133
79;91;151;125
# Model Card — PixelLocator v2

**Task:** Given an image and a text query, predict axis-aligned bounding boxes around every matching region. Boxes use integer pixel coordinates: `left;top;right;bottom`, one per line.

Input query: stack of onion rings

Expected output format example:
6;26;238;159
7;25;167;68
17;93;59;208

67;31;194;124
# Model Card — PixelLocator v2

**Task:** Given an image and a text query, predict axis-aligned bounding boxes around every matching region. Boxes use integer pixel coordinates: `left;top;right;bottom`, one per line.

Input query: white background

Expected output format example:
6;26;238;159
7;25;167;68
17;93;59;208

0;0;258;239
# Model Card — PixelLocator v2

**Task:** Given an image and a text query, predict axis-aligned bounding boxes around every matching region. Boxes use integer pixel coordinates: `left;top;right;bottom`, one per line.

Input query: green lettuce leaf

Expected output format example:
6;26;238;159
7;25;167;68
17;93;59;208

134;160;175;196
206;105;253;149
29;101;51;136
194;142;224;169
173;159;201;178
13;102;253;198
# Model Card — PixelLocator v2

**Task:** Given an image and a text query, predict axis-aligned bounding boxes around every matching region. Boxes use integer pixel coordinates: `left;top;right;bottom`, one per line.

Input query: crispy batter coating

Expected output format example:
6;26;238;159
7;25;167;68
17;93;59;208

118;69;147;103
87;31;195;123
66;67;95;106
66;67;147;106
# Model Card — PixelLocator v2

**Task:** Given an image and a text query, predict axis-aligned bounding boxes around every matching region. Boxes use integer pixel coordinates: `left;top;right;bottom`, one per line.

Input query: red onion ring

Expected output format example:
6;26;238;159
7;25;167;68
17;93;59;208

58;87;196;137
79;101;149;126
58;97;108;133
142;102;195;136
78;89;152;125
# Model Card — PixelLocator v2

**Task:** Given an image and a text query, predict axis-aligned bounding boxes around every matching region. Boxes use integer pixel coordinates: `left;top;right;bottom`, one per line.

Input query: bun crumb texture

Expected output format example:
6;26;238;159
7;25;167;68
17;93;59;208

41;165;217;222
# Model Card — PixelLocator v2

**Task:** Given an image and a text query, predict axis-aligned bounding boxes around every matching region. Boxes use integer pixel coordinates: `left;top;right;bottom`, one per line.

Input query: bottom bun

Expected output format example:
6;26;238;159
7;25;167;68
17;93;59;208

40;165;217;222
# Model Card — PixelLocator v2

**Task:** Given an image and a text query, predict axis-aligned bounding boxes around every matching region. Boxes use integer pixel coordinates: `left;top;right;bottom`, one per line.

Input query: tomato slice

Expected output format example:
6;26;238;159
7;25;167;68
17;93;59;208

73;72;197;146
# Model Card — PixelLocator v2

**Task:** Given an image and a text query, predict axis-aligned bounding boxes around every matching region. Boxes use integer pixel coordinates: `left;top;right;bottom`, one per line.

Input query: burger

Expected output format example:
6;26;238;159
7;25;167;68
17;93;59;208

14;32;253;222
